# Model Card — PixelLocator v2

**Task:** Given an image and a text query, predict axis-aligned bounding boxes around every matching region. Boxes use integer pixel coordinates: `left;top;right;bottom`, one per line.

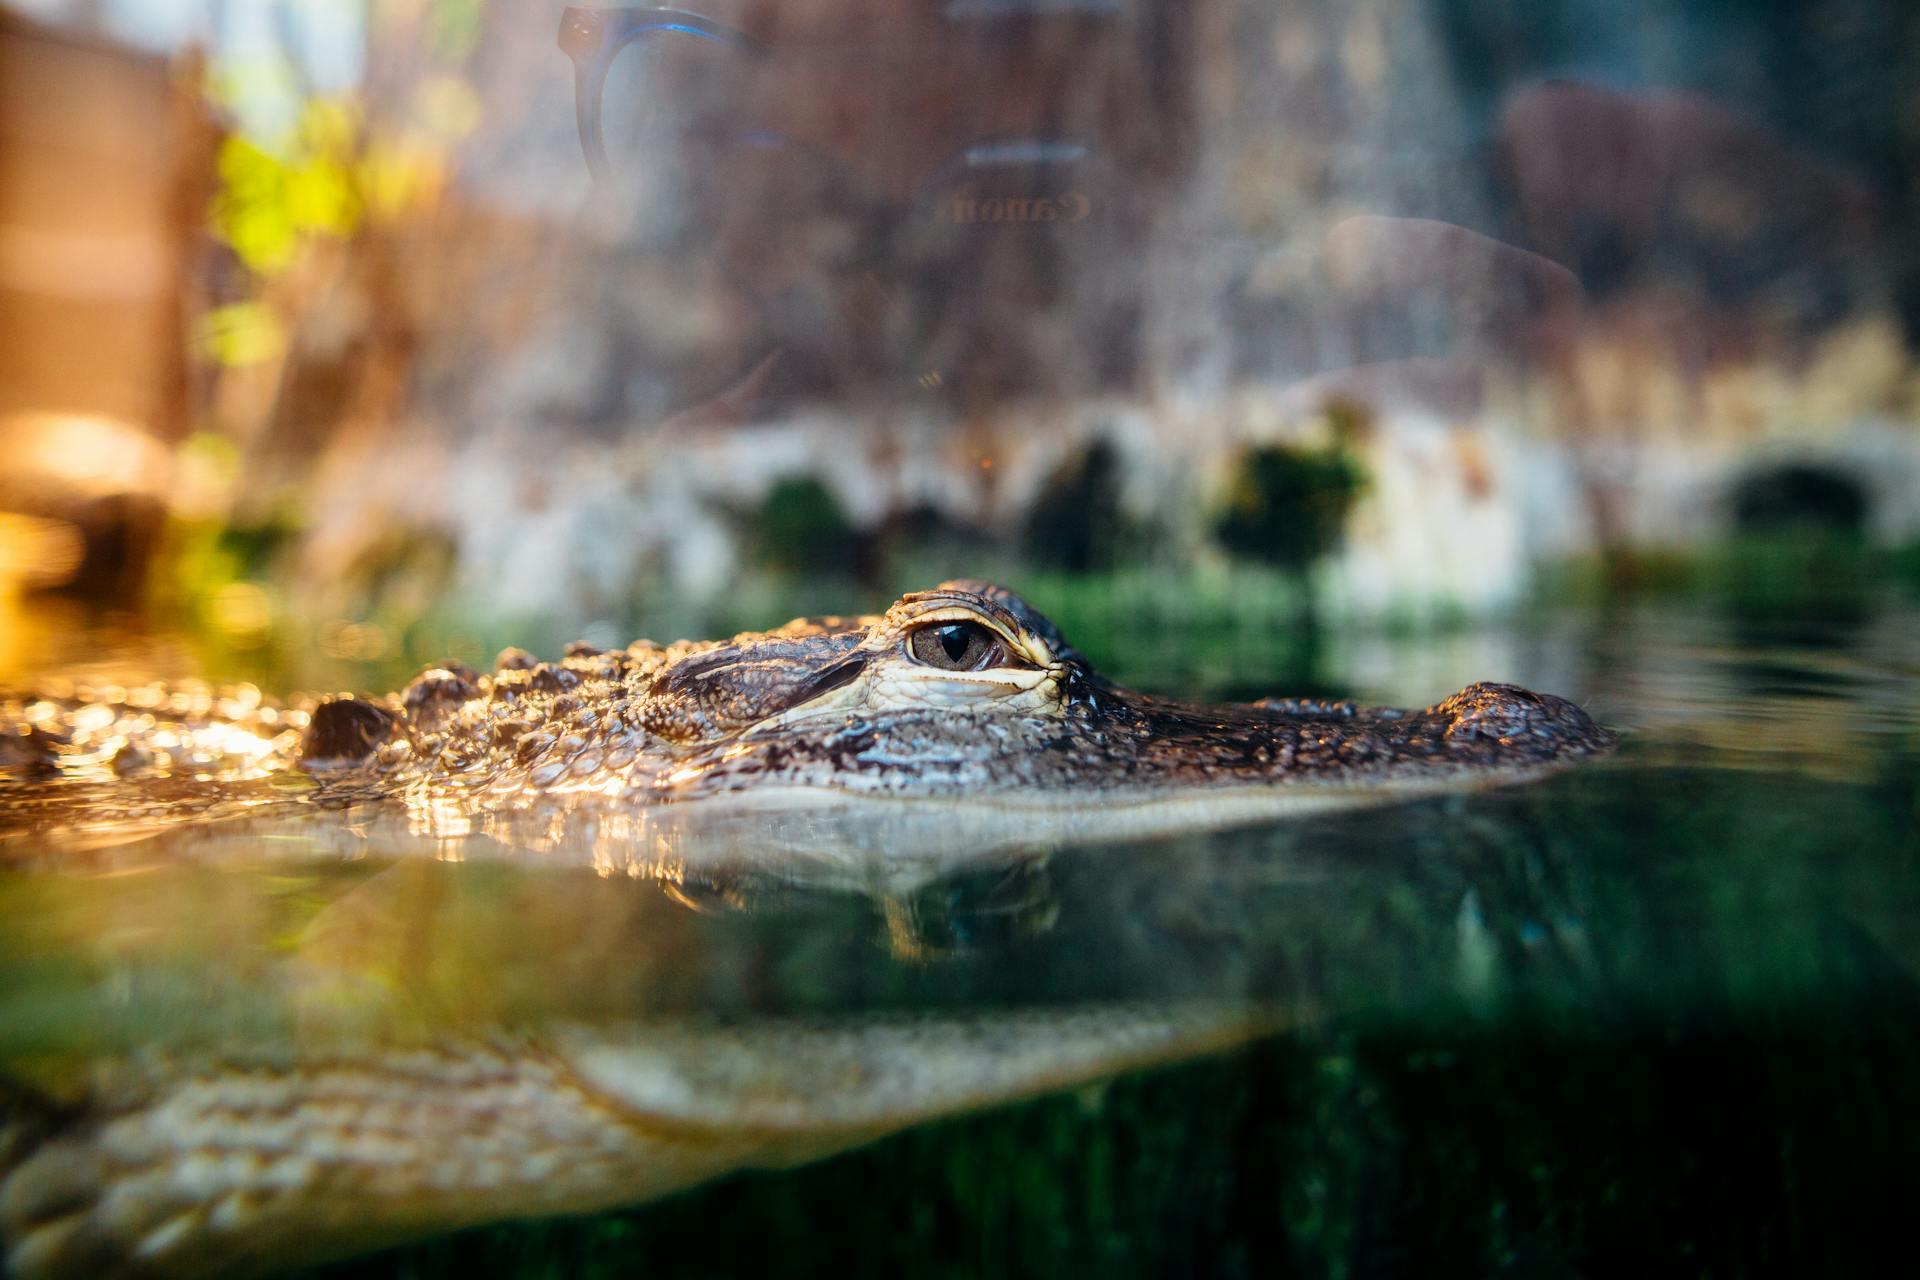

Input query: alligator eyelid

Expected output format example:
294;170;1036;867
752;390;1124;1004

897;596;1022;633
905;606;1001;628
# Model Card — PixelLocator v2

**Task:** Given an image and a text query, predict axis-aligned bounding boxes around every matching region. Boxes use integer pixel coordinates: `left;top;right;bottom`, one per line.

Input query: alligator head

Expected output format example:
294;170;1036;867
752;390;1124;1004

615;579;1615;827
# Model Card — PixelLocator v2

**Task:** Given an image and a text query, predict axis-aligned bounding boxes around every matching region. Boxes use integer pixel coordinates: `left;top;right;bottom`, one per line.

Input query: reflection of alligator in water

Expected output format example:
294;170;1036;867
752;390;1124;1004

1;581;1613;859
0;999;1286;1279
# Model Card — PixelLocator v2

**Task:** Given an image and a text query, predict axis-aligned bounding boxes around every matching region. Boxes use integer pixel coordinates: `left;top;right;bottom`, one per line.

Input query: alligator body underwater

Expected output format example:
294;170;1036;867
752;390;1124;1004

1;580;1614;862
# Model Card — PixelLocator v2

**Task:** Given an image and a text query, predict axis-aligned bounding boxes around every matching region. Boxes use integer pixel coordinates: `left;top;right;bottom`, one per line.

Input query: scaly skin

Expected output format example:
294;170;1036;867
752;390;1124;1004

0;581;1614;860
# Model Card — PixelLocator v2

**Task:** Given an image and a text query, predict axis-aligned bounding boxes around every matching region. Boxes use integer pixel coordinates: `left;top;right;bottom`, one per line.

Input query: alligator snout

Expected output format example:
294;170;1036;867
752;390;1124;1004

1433;681;1615;765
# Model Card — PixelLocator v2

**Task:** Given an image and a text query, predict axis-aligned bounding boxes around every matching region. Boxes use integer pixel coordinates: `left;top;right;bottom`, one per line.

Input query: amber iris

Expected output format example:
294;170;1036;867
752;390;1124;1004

908;621;1005;671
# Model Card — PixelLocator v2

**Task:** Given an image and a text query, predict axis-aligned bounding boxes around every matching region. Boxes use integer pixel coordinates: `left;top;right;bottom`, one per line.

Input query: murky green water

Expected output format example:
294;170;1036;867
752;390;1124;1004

3;594;1918;1276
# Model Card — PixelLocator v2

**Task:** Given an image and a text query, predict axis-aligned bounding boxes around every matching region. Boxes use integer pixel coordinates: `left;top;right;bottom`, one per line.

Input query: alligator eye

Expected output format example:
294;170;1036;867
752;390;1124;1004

908;621;1006;671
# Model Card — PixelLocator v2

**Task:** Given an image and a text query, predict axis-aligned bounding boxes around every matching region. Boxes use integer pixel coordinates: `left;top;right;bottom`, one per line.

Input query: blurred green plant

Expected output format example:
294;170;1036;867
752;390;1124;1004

210;98;364;278
1023;438;1141;573
200;39;482;369
159;17;493;670
196;302;288;368
746;476;868;578
421;0;487;60
1538;531;1900;620
1213;441;1368;576
1730;462;1869;536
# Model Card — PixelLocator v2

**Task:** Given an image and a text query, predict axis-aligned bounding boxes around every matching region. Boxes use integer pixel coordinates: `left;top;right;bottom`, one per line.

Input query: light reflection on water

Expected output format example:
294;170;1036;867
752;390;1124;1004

1;599;1918;1274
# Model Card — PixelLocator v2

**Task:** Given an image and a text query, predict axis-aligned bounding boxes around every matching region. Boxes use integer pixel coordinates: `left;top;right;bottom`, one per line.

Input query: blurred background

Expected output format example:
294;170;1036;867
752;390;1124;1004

3;14;1919;1273
2;0;1917;692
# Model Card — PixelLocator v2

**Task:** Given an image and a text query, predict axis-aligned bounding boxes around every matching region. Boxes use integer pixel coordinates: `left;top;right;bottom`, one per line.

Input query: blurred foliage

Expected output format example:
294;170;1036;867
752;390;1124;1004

201;38;480;369
210;100;365;277
1730;462;1870;535
153;508;301;665
421;0;487;60
744;477;869;579
1005;565;1336;697
195;302;288;368
131;16;495;680
206;88;467;284
1023;439;1141;573
98;528;1920;701
1214;443;1368;576
1538;532;1908;621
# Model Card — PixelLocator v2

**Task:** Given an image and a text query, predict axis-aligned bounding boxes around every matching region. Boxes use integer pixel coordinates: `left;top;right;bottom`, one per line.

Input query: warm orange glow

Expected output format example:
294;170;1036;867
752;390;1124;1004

208;582;276;649
2;412;171;499
0;513;85;590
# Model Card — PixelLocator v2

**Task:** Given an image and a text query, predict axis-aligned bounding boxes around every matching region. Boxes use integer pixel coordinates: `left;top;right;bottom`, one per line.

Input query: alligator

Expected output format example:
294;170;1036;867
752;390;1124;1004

1;580;1614;866
0;581;1612;1276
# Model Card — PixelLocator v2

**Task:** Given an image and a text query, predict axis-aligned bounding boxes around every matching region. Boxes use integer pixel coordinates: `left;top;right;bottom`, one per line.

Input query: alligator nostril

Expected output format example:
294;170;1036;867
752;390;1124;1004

1437;681;1613;759
1442;682;1546;742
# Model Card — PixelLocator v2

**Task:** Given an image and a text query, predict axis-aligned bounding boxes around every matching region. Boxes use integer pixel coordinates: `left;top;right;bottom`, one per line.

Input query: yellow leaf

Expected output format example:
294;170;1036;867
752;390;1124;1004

196;303;287;367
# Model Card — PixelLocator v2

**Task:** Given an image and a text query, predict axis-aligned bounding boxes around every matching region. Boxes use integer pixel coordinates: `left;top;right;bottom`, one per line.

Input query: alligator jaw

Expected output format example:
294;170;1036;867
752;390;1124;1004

674;676;1617;821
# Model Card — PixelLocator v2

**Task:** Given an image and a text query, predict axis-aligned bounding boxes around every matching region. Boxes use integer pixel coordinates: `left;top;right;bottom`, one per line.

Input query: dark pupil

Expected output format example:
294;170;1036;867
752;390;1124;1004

937;624;971;663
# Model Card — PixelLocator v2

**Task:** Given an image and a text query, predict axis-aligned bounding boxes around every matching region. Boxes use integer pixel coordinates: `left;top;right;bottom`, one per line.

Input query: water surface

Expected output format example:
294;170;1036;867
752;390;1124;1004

3;597;1918;1276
